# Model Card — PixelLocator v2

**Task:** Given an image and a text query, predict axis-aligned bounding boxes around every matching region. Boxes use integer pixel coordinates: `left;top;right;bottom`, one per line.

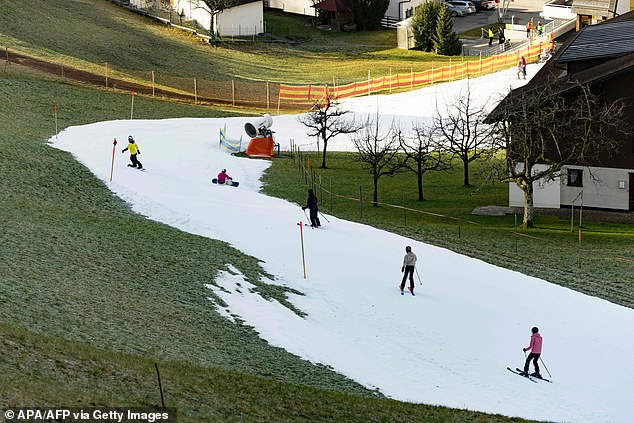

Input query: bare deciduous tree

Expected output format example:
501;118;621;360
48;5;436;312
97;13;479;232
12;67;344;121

435;81;496;187
298;98;360;169
488;83;628;227
199;0;236;38
352;114;404;207
400;121;453;201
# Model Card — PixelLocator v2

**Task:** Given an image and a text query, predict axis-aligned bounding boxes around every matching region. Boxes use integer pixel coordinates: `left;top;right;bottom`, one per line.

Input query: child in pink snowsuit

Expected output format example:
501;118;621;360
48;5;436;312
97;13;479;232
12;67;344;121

523;327;543;377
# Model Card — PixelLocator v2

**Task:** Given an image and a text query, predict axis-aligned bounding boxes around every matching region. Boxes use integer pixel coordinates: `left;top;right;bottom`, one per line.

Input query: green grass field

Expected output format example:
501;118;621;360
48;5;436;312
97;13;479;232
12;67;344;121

0;1;631;421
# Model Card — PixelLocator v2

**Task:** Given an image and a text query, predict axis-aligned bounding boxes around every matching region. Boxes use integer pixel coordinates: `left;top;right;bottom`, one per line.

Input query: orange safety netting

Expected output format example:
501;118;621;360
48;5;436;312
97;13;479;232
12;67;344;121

278;35;552;104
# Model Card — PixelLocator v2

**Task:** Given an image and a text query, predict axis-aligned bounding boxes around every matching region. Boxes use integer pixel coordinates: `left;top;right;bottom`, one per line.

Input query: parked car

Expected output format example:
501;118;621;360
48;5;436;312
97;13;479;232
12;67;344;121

481;0;496;10
446;2;466;16
447;0;477;14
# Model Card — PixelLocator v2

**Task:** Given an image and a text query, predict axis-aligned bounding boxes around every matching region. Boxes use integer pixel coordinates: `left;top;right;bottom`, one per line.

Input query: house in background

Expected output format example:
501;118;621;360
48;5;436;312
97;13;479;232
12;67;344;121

130;0;264;36
541;0;633;30
489;11;634;211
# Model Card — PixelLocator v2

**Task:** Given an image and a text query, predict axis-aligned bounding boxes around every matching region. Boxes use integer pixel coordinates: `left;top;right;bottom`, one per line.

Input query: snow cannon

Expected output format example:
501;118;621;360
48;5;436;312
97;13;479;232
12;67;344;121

244;114;276;157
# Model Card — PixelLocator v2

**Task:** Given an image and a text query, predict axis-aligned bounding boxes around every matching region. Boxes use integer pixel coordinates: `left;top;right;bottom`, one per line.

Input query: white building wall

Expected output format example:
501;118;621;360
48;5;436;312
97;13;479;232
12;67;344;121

217;2;264;36
388;0;429;20
267;0;317;16
509;163;561;208
560;166;632;210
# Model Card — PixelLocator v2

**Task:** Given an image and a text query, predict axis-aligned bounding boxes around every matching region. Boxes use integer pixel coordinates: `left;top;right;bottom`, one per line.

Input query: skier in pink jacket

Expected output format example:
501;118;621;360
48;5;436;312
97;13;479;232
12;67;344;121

522;327;543;377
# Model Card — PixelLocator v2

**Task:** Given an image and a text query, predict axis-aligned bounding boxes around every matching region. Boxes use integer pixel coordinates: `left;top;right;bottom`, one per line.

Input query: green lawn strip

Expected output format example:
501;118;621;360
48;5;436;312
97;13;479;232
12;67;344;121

0;324;537;422
262;152;634;308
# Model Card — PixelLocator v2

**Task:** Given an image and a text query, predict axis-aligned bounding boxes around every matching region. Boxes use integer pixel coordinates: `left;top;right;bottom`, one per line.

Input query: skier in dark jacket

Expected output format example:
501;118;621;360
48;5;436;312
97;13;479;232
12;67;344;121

302;189;320;228
400;246;417;294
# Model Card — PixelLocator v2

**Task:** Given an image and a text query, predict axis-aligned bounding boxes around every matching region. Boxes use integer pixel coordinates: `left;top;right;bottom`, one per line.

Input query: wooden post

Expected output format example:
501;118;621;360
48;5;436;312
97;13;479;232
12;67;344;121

329;176;333;212
231;79;235;106
479;51;482;75
130;90;135;120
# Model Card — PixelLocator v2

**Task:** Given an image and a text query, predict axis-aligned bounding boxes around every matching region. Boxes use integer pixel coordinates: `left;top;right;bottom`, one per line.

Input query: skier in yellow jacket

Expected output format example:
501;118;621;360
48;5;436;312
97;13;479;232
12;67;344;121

122;135;143;169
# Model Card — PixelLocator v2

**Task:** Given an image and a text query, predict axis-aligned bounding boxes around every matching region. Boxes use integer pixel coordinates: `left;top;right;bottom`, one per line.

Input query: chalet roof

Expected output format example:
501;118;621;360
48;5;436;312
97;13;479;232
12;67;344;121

311;0;352;12
555;20;634;63
486;10;634;121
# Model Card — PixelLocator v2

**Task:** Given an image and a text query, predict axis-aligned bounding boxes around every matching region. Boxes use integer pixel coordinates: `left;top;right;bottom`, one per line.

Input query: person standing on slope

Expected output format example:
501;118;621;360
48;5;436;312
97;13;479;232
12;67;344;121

122;135;143;169
400;246;417;295
302;188;320;228
522;326;543;378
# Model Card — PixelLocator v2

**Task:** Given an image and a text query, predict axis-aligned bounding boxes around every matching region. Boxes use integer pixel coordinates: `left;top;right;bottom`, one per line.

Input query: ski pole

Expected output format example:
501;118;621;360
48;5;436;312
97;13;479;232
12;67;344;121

539;357;552;378
318;211;330;223
415;267;422;286
302;208;309;221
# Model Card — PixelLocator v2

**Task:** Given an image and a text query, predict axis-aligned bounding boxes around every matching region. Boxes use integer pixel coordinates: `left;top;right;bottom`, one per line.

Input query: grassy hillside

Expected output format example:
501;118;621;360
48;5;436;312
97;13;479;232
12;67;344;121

0;0;472;85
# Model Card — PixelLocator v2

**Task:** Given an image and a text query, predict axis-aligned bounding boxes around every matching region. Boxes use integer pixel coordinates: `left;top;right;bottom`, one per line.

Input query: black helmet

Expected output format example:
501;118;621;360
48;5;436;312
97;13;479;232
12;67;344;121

405;246;412;252
532;327;539;333
222;169;226;173
128;135;134;142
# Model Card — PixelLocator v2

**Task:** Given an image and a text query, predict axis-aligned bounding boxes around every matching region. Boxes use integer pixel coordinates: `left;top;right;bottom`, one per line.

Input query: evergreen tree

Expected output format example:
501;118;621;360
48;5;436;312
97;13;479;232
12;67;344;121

432;6;462;56
350;0;390;30
411;1;441;52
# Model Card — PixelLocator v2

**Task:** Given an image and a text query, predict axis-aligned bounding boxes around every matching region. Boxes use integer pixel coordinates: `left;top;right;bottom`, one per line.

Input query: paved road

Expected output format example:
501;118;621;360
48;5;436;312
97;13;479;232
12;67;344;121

453;0;549;32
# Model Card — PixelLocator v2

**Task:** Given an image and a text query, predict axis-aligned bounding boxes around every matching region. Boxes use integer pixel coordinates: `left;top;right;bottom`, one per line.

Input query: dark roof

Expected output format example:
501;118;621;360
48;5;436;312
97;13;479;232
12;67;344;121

555;20;634;63
312;0;352;12
487;10;634;121
231;0;262;6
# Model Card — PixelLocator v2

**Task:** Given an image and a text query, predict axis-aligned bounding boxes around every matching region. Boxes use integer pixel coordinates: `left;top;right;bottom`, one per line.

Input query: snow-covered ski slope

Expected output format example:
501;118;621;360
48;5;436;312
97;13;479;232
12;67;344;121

51;63;634;423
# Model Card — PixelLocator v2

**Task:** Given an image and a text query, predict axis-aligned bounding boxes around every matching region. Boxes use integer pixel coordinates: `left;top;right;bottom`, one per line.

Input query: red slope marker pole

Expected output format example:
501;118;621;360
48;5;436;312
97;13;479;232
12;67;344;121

110;138;117;182
299;221;306;279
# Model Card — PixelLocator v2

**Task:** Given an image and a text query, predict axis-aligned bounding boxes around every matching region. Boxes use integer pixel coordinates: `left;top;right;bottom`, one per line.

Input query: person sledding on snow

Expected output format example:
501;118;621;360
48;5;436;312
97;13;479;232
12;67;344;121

302;188;320;228
522;327;543;378
122;135;143;169
400;246;417;295
217;169;232;185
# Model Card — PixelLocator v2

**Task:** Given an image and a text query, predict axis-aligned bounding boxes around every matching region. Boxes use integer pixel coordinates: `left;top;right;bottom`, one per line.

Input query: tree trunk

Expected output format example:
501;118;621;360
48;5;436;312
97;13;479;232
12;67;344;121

463;159;470;187
321;139;328;168
417;168;425;201
523;183;535;228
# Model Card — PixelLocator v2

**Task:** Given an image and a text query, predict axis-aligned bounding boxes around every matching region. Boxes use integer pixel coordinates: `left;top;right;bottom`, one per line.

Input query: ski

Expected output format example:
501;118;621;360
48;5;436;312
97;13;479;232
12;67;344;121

507;367;537;383
516;368;551;383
